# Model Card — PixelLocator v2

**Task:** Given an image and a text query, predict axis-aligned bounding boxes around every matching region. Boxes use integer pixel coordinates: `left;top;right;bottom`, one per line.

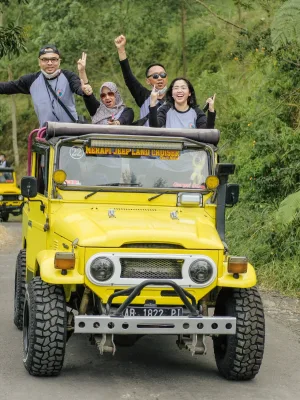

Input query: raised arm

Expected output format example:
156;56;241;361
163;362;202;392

115;35;127;62
114;35;150;108
80;80;100;116
63;70;84;96
149;100;169;128
77;52;89;84
197;94;216;128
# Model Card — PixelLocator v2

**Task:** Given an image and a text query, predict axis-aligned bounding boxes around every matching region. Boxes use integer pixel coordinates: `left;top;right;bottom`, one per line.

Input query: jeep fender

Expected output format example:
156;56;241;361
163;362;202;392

36;250;84;284
218;263;257;288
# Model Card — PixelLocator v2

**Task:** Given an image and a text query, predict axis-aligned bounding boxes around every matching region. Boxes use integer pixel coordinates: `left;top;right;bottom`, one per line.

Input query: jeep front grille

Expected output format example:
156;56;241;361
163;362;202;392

2;195;18;201
120;258;183;279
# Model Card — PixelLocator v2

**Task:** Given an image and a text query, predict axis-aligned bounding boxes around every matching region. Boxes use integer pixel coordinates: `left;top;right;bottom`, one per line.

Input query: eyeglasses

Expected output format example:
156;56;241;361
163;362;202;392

40;57;60;63
100;91;115;99
147;72;167;79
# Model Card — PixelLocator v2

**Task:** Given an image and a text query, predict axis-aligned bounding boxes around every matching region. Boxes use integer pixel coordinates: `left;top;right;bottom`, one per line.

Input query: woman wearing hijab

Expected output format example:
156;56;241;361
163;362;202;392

77;52;134;125
81;81;134;125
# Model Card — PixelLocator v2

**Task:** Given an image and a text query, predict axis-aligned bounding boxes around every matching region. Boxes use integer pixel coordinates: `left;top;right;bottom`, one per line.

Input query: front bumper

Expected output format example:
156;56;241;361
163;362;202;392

0;203;22;214
74;279;236;335
75;315;236;335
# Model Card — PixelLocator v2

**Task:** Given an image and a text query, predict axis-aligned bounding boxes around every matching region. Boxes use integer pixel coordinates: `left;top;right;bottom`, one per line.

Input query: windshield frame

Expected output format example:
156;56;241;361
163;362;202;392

53;134;215;195
0;168;15;184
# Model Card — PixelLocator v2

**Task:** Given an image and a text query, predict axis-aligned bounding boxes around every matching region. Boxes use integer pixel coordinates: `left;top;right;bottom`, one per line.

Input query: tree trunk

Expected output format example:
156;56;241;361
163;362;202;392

181;0;187;77
237;1;241;22
8;65;19;167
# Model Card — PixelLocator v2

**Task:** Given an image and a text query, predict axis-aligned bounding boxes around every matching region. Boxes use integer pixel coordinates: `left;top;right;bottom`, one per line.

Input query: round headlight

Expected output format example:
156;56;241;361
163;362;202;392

0;195;3;201
18;195;23;201
90;257;114;282
189;259;214;284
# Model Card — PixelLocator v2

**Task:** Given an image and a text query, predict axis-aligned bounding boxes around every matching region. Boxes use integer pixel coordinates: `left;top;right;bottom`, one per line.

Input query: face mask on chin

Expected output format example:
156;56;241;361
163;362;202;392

41;69;61;80
154;86;167;96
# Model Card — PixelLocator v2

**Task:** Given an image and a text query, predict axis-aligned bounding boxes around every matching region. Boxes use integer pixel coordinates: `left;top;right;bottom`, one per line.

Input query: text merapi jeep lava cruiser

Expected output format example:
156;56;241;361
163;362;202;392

14;122;265;379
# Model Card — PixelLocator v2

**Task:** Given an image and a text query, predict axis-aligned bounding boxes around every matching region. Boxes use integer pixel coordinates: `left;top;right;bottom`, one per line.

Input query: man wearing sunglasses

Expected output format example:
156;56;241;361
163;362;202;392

0;45;84;127
115;35;168;126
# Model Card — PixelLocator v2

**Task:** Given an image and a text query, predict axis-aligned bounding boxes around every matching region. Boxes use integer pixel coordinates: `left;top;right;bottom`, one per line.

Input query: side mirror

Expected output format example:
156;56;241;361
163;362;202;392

226;184;239;206
216;163;236;177
21;177;37;198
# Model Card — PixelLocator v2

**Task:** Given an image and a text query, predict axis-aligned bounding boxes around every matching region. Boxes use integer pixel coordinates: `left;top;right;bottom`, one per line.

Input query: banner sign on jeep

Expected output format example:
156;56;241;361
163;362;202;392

85;146;180;160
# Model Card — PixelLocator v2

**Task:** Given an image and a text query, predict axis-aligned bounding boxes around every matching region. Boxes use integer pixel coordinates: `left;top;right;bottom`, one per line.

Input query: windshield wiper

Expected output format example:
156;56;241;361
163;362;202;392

148;192;172;201
85;183;140;199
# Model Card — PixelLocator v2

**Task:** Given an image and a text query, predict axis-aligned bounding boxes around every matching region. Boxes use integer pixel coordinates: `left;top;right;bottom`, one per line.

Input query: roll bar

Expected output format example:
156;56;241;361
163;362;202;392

0;167;14;172
45;122;220;145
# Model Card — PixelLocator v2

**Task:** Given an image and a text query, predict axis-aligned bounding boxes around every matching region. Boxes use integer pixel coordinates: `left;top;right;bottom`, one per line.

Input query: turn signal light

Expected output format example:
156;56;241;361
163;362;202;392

228;256;248;274
53;169;67;184
205;176;219;190
54;252;75;270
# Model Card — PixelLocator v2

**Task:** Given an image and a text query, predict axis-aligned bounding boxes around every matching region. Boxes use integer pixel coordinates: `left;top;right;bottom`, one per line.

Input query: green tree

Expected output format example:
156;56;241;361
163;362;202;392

271;0;300;50
0;0;28;166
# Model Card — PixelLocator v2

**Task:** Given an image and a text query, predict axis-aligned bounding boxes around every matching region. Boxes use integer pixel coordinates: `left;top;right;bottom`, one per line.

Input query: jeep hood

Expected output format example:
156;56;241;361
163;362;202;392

53;206;223;250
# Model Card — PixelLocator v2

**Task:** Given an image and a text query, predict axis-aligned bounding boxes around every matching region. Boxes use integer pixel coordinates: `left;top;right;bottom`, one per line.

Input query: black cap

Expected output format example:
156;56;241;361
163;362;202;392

39;44;60;58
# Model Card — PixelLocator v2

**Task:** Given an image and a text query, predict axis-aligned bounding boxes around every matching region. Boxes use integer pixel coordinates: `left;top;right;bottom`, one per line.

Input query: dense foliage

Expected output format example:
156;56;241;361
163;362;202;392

0;0;299;295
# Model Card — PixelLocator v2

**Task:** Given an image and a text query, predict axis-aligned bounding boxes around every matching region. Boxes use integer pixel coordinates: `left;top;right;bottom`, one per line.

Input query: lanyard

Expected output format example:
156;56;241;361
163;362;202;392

45;77;60;121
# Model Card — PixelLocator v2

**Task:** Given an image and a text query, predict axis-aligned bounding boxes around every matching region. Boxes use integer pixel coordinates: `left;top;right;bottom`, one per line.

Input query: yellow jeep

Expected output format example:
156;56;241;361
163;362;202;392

0;167;23;222
14;122;265;379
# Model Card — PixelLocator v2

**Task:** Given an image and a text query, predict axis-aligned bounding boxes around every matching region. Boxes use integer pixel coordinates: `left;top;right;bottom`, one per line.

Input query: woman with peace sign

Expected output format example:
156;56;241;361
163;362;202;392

77;52;134;125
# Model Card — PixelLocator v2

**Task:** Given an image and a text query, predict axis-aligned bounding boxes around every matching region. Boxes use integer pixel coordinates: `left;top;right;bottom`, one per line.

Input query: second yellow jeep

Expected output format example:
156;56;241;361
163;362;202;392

0;167;23;222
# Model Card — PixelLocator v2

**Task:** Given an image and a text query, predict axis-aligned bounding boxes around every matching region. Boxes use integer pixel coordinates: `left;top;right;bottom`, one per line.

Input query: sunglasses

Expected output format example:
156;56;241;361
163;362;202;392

147;72;167;79
100;91;115;99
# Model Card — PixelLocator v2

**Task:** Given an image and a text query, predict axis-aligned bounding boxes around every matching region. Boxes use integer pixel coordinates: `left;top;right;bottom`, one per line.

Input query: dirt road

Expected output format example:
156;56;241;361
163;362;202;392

0;220;299;400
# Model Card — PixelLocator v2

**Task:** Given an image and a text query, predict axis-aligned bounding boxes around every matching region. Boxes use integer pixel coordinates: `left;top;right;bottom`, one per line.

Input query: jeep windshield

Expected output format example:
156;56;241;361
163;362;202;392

57;141;210;191
0;171;14;183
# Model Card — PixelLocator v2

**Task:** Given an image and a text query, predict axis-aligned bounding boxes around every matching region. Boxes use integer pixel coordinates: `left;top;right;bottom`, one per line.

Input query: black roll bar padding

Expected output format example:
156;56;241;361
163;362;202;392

106;280;199;317
0;167;14;172
45;121;220;145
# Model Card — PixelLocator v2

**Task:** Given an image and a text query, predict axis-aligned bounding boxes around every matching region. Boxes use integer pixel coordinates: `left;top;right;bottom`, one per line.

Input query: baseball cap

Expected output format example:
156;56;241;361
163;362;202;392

39;44;60;58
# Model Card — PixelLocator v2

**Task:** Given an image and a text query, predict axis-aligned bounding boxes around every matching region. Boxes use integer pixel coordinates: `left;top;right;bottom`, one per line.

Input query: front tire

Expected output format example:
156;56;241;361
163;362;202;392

213;287;265;381
1;212;9;222
13;249;26;330
23;277;67;376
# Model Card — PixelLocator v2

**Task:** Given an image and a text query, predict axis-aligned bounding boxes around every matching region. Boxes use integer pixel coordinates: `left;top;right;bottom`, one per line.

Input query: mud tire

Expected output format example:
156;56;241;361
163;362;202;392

213;287;265;381
1;212;9;222
23;277;67;376
13;249;27;330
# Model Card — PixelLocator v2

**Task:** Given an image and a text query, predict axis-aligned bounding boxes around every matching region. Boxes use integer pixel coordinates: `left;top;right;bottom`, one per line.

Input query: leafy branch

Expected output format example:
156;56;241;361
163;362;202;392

0;24;27;58
194;0;247;32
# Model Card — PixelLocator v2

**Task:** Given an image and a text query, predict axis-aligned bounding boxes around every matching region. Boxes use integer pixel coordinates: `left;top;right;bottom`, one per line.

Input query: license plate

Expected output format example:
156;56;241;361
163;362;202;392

123;307;183;317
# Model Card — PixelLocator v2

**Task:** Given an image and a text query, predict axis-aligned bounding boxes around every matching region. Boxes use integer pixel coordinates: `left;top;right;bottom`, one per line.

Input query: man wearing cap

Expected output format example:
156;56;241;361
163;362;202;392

0;45;85;127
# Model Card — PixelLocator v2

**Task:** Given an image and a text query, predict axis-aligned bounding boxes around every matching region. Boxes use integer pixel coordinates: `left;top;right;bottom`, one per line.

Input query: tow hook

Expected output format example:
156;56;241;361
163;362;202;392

94;334;116;355
176;334;206;355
